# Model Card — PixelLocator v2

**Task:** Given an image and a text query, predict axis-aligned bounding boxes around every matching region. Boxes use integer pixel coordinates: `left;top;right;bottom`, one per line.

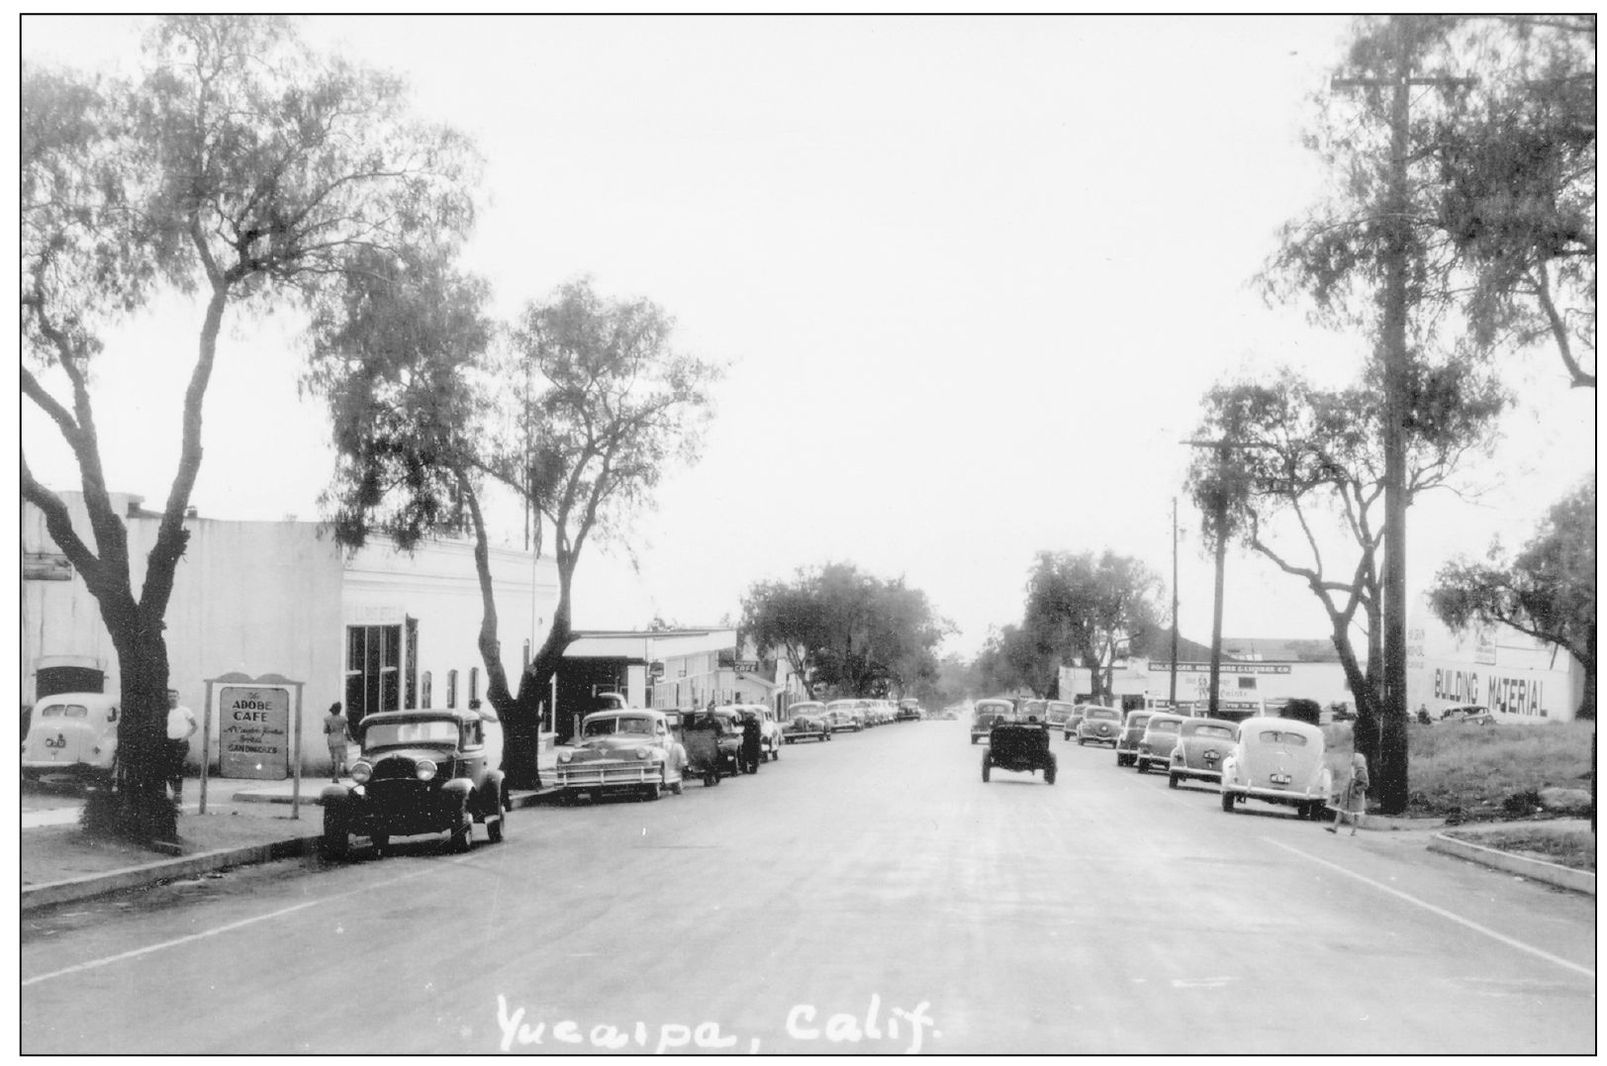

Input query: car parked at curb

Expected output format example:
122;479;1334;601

1218;716;1332;820
22;691;120;784
1135;712;1186;774
1062;703;1090;740
322;706;508;858
897;698;923;721
825;699;865;732
1076;705;1123;748
1114;708;1156;766
782;701;832;743
971;698;1016;744
1439;704;1495;726
723;703;784;762
1167;717;1239;789
554;707;687;803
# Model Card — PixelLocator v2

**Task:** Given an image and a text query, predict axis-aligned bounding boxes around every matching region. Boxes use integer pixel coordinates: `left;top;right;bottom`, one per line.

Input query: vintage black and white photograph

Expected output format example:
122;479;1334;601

19;13;1595;1055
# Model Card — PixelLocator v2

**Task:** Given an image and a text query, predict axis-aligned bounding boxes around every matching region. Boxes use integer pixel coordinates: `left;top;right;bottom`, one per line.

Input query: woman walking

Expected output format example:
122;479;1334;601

1327;752;1369;835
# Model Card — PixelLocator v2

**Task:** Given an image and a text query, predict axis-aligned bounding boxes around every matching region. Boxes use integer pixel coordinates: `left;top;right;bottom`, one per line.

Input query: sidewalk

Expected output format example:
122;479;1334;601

22;747;561;912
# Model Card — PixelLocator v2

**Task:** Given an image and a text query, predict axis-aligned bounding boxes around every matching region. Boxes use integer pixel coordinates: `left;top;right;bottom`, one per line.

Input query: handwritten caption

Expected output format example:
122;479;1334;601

496;993;939;1054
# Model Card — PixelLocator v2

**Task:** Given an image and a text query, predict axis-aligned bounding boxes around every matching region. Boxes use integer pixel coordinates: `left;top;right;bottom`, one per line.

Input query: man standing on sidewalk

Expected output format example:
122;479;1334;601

166;689;199;807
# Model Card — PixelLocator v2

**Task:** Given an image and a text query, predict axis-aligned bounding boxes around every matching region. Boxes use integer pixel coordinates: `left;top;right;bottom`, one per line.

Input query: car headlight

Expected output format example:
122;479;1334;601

636;747;650;760
558;750;572;764
415;759;437;781
350;761;372;784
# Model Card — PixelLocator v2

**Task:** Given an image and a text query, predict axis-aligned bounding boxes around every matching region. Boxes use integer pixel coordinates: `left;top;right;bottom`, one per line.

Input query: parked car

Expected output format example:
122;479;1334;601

1134;712;1187;773
981;711;1056;785
971;698;1016;744
1113;708;1157;766
782;702;832;743
1076;705;1123;748
681;708;744;783
1440;704;1495;726
21;691;120;784
1166;717;1239;789
1062;703;1090;740
552;707;688;803
1218;716;1332;820
897;698;923;721
322;706;507;858
825;699;865;732
1045;701;1076;731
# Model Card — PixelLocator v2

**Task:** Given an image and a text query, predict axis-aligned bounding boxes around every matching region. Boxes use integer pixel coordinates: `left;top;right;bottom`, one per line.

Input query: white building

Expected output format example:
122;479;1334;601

1060;655;1354;714
22;491;558;774
1407;594;1585;722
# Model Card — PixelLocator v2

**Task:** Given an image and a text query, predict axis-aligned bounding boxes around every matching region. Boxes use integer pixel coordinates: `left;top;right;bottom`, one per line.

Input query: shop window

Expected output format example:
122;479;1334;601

346;624;401;726
1237;676;1258;690
447;669;459;709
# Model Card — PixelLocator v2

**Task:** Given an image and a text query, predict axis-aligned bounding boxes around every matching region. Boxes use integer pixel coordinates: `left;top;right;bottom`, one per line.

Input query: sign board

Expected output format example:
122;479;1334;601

732;660;759;674
649;661;665;680
218;685;292;779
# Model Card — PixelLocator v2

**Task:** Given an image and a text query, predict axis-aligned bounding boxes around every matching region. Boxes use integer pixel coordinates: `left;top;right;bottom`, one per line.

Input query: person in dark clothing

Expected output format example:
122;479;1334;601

740;711;763;774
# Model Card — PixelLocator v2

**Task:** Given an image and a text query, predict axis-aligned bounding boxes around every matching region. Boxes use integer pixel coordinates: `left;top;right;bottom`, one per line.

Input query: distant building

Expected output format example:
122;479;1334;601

22;490;557;774
1060;653;1353;714
1408;594;1585;722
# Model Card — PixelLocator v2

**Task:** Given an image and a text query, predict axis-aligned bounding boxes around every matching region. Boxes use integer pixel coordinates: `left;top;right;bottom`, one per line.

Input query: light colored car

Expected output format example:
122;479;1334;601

1219;716;1332;820
1076;705;1123;748
1113;708;1156;766
897;698;923;721
555;708;687;802
22;691;120;783
971;698;1015;744
1439;704;1495;726
1019;698;1048;724
1135;713;1187;773
825;699;865;732
1167;717;1239;788
782;701;832;743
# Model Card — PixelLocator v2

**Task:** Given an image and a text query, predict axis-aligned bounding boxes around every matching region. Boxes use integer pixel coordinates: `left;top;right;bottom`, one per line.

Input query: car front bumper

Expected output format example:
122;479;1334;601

556;761;666;790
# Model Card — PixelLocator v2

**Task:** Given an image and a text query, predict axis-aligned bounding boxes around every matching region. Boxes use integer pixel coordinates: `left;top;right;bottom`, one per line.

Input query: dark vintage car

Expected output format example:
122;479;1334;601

1113;708;1157;766
1075;705;1123;747
680;708;745;783
1167;717;1239;789
982;709;1057;785
321;707;507;859
1044;700;1076;732
1134;713;1187;773
782;701;832;743
971;698;1015;744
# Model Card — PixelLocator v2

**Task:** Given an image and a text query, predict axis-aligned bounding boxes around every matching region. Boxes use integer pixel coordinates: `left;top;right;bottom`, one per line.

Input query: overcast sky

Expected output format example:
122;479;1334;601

20;15;1596;657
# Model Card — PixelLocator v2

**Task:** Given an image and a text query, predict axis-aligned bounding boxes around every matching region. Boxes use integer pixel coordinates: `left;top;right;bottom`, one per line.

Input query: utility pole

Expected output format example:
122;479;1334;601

1170;496;1179;709
1333;16;1472;814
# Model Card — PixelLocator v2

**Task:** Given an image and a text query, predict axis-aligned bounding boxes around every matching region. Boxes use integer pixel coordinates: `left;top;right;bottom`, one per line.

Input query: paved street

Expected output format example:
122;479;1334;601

21;718;1595;1054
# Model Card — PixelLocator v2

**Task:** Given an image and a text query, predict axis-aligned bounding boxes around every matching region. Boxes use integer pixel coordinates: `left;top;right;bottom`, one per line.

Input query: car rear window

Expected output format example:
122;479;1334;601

1258;730;1309;746
1148;720;1180;733
1088;710;1119;721
1194;725;1235;740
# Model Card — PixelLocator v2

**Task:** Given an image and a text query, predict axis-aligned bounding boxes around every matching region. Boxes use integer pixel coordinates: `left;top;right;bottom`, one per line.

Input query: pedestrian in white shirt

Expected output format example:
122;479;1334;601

166;689;198;807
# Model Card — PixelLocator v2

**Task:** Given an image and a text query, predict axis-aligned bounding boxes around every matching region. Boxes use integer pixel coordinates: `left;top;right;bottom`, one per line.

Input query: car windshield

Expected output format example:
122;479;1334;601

1193;725;1235;740
584;716;655;737
1048;703;1073;714
1257;730;1309;747
792;704;823;714
364;720;459;748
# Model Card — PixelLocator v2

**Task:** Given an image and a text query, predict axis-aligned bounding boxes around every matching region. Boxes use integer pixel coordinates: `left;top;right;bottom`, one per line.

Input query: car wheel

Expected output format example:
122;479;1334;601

705;772;718;787
1220;790;1235;813
1064;732;1072;742
670;777;684;795
641;782;662;802
981;754;991;782
321;809;350;860
449;806;472;853
370;831;389;856
487;812;505;843
1168;773;1180;790
1077;738;1086;747
970;735;977;745
1045;762;1056;786
825;732;832;741
1136;760;1147;774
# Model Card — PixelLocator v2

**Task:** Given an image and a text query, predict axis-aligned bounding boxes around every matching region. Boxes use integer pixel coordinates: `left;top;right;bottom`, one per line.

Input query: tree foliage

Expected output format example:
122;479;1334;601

20;15;477;843
741;563;950;699
974;624;1057;699
1022;550;1162;702
1430;479;1596;718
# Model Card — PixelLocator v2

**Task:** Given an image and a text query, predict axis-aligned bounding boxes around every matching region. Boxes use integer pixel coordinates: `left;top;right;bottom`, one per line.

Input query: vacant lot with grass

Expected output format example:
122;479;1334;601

1321;719;1594;821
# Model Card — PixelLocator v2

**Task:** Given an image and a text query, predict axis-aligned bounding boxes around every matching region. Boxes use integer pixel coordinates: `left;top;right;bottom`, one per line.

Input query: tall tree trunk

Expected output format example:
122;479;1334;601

504;549;577;788
84;606;179;845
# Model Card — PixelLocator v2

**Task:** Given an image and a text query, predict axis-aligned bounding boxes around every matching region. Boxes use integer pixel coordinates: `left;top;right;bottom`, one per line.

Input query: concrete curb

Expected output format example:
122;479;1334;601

22;835;321;913
231;786;565;807
1428;833;1596;896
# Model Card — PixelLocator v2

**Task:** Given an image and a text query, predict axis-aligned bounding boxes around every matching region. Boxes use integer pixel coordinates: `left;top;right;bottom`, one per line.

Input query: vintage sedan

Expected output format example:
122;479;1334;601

22;691;120;784
555;708;687;803
1045;700;1076;732
1218;716;1332;820
1167;717;1239;789
1134;713;1187;773
982;712;1056;784
322;707;507;858
1062;703;1090;740
782;701;832;743
724;703;784;762
897;698;923;721
825;699;865;732
971;698;1016;744
1076;705;1123;748
1113;708;1156;766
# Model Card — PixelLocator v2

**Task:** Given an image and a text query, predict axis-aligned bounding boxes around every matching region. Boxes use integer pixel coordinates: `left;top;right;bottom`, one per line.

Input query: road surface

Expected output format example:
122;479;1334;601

21;717;1596;1053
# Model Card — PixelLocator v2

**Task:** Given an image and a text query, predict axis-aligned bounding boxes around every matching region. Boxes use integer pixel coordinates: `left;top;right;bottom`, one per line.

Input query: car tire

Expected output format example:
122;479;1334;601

1045;762;1056;786
321;809;350;860
1136;760;1147;774
1220;790;1235;813
670;778;684;795
487;812;505;843
970;735;977;745
450;806;472;853
642;782;662;802
1077;738;1087;747
370;831;389;856
1168;773;1180;790
981;755;991;782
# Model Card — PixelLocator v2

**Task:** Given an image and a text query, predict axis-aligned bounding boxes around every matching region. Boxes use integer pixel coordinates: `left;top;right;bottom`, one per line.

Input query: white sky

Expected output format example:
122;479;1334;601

19;15;1598;658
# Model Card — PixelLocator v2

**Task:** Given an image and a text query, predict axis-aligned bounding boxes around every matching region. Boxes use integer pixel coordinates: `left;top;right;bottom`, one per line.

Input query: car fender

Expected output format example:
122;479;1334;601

320;783;352;807
476;771;505;817
442;778;474;805
1219;755;1240;790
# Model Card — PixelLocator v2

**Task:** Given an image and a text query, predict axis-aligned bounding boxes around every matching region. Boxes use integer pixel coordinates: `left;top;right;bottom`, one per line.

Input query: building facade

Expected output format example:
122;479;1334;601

22;491;558;774
1407;594;1585;722
1060;656;1353;714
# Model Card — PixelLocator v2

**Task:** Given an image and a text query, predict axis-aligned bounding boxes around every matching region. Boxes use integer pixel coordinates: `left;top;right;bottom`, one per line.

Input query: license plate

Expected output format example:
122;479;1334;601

1270;773;1291;785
